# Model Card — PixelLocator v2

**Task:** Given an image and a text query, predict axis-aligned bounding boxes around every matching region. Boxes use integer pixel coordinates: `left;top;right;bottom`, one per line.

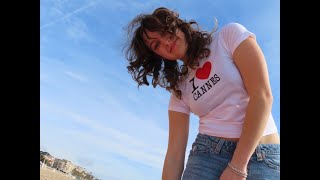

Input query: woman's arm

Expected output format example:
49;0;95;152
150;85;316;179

162;110;190;180
221;37;274;179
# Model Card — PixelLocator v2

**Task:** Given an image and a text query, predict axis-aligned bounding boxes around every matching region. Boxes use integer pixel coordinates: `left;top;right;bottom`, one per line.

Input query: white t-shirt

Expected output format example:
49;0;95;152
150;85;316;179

168;23;278;138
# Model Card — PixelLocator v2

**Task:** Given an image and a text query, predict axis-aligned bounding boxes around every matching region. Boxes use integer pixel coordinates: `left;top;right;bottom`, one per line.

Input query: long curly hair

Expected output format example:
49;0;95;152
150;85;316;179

124;7;213;99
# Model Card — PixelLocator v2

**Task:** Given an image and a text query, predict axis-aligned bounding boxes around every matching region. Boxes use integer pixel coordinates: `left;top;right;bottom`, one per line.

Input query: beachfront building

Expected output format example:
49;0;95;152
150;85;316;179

63;159;76;174
40;151;55;167
52;159;76;174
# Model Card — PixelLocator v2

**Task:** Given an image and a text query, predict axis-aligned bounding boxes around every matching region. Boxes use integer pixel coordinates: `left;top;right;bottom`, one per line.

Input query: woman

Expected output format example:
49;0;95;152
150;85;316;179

124;7;280;180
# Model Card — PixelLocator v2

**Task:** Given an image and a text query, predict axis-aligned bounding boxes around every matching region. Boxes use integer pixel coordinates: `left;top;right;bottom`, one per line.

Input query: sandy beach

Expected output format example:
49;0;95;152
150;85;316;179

40;167;74;180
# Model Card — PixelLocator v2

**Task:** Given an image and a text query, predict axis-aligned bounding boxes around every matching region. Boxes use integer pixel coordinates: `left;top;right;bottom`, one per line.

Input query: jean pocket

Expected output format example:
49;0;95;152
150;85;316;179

262;154;280;170
190;142;208;154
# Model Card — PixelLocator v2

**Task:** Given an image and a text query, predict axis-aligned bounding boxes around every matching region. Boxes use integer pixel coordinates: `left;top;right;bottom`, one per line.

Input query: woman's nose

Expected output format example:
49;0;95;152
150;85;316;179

162;34;173;48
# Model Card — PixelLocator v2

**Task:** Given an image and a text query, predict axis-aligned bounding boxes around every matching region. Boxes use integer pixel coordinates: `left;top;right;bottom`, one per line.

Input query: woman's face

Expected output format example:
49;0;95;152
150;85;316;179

142;29;188;62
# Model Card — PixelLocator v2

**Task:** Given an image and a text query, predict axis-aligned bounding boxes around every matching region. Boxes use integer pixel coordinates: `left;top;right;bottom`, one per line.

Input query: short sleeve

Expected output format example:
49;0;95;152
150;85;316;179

168;93;190;115
219;23;256;56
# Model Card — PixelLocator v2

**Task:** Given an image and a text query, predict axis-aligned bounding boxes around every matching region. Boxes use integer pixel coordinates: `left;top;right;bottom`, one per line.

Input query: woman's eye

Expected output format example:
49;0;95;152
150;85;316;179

154;42;159;50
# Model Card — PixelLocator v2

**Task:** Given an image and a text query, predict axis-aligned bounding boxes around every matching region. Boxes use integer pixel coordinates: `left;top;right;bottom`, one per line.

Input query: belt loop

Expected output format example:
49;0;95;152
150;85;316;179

256;145;263;161
214;139;225;154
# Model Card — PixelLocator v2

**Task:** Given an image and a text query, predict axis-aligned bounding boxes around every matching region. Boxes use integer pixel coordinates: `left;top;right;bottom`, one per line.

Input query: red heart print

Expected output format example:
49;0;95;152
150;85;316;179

196;61;211;79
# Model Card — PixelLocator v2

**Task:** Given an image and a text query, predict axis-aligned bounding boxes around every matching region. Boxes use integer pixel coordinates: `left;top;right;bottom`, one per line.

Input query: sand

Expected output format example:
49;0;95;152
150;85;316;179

40;167;74;180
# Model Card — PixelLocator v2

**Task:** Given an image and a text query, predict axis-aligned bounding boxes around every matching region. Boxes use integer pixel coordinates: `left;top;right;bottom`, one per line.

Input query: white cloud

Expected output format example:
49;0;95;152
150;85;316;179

64;70;88;82
40;0;99;30
41;101;167;170
65;17;93;42
41;125;160;180
98;0;161;11
69;129;165;169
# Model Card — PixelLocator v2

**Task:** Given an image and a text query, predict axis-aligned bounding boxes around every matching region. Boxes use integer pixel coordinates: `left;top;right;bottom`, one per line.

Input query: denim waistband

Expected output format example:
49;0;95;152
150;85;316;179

194;133;280;156
195;133;237;152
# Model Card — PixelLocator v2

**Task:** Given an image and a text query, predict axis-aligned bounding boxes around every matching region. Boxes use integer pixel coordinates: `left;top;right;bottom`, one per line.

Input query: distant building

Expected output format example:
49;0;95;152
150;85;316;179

52;158;64;170
62;159;76;174
74;166;88;177
40;151;50;156
40;151;55;167
74;166;86;173
52;158;75;174
40;151;97;178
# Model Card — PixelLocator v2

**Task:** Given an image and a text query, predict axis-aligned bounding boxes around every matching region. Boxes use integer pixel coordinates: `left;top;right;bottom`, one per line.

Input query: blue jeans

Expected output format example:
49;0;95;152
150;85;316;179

182;133;280;180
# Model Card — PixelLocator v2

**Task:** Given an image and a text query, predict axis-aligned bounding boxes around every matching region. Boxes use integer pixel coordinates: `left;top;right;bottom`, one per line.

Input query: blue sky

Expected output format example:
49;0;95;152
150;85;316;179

40;0;279;179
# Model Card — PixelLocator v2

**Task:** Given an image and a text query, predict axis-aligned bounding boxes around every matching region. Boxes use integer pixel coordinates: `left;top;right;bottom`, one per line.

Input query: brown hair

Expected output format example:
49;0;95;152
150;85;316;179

124;7;212;98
